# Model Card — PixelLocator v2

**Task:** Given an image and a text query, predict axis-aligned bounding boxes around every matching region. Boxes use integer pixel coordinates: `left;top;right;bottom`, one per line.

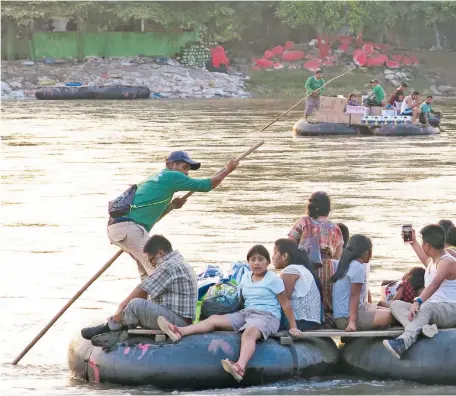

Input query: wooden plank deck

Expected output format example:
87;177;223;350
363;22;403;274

128;327;411;339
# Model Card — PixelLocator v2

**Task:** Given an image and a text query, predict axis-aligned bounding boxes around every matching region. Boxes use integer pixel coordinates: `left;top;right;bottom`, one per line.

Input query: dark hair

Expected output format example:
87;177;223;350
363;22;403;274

412;90;420;95
404;267;425;292
401;82;408;88
331;234;372;282
247;245;270;263
420;224;446;250
438;219;454;242
143;234;173;255
426;95;433;99
349;93;355;100
274;238;323;303
337;223;350;248
307;191;331;218
447;227;456;246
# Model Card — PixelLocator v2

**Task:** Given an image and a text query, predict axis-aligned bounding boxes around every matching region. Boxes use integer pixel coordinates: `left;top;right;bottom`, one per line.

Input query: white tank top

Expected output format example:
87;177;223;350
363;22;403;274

425;254;456;303
400;95;416;113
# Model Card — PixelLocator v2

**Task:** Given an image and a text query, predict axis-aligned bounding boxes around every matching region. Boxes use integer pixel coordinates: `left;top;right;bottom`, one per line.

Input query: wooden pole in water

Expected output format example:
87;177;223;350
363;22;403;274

11;140;264;365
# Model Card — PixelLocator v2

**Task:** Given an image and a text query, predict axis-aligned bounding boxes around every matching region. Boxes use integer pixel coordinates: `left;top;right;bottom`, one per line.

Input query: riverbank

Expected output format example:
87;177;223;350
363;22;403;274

2;51;456;101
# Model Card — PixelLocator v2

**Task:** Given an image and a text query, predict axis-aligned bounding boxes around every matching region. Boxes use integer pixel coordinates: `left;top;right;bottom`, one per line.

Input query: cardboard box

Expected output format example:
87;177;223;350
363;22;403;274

315;111;328;123
346;105;365;114
336;114;351;124
370;106;383;115
319;96;347;114
350;114;363;125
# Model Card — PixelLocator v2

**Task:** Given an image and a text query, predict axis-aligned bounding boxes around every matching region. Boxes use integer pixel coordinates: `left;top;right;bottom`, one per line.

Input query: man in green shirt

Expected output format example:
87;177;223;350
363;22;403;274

419;95;440;125
364;79;385;107
107;151;238;280
304;69;326;120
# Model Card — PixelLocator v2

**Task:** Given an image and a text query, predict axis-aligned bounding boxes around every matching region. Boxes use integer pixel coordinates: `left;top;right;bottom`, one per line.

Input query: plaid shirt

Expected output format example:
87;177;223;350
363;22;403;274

139;250;197;319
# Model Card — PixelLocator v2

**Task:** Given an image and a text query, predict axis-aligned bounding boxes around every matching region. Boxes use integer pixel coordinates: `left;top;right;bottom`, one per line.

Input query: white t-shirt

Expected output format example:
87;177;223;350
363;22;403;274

282;264;322;323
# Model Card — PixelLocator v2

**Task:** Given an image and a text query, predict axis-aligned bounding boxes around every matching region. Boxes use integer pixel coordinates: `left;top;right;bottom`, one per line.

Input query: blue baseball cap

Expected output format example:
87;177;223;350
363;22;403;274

166;151;201;170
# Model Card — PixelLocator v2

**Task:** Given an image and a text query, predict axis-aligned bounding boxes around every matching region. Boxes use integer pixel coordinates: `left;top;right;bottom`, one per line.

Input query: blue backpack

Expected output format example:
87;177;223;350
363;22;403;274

108;184;137;218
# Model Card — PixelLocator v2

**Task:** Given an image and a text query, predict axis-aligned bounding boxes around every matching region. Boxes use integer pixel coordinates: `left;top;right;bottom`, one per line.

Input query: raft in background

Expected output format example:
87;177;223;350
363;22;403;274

293;119;359;136
35;85;151;100
341;328;456;385
68;331;339;389
293;118;440;137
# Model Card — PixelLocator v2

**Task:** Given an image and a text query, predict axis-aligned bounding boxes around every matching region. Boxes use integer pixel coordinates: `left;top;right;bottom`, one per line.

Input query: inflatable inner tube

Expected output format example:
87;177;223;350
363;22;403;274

68;331;339;389
35;85;150;100
372;123;439;136
294;119;358;136
341;329;456;384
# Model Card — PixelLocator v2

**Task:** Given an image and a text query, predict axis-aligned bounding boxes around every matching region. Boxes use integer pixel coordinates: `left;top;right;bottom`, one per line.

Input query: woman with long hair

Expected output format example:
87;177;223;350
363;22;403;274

273;239;323;330
288;191;344;313
331;234;393;331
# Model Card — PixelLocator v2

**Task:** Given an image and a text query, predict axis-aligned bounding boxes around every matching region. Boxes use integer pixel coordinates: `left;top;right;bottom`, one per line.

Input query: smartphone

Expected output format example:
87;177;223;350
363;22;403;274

402;224;413;242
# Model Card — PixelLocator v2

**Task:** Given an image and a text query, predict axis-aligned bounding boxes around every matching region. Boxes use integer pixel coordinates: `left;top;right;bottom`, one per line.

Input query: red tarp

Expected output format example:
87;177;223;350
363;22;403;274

362;44;374;56
366;54;388;67
391;54;404;62
338;42;350;52
284;41;295;50
271;45;285;56
337;35;353;43
386;59;401;69
263;50;275;60
281;50;305;62
254;58;274;68
211;45;229;68
303;60;321;71
353;49;367;67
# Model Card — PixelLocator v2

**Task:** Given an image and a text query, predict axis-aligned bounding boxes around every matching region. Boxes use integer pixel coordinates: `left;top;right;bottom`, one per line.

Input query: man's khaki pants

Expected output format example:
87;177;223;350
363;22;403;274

390;300;456;349
107;222;154;280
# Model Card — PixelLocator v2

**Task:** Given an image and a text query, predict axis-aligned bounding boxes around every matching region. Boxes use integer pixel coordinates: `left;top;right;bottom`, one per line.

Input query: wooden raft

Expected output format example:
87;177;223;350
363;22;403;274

127;327;435;343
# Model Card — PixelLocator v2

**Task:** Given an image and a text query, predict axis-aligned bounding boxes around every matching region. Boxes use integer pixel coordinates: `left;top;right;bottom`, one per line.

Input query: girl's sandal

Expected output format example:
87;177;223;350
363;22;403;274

221;359;244;382
157;316;183;342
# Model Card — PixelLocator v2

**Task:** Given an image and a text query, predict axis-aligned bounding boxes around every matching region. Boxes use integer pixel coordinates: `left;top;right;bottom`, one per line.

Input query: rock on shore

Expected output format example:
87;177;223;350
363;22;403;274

1;56;251;100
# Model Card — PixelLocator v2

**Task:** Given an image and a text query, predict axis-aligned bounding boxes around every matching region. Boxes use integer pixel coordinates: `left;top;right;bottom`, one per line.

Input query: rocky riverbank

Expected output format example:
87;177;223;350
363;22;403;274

1;56;251;100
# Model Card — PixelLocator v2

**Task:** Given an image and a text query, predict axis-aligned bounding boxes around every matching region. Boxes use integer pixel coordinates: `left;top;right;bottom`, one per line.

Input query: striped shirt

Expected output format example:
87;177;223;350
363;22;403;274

140;250;198;319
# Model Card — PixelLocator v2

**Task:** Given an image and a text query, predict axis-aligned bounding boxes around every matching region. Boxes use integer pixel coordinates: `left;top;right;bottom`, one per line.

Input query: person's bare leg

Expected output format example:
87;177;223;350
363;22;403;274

373;309;394;328
235;327;262;371
179;315;233;336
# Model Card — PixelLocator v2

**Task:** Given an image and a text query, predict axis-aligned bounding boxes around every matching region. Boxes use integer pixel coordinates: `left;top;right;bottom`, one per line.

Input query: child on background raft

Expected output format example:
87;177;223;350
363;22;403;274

156;245;301;383
331;235;394;331
347;94;359;106
273;239;324;330
438;219;456;256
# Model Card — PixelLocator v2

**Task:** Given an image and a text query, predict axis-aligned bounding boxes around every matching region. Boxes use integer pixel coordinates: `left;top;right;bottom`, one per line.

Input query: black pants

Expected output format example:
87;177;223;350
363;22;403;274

364;98;382;107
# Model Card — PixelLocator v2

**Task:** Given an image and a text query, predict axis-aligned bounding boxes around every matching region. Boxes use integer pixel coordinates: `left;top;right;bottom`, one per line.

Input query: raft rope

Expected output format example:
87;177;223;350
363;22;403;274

259;66;357;133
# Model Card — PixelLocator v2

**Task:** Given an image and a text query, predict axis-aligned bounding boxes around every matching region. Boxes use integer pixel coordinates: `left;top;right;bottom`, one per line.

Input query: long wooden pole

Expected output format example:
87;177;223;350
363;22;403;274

11;140;264;365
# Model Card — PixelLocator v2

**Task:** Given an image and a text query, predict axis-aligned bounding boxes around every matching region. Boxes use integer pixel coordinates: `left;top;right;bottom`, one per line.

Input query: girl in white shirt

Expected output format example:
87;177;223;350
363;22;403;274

273;238;323;330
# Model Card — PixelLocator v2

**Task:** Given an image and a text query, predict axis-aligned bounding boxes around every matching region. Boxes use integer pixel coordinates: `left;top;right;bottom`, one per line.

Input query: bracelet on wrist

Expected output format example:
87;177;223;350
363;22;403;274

414;297;423;306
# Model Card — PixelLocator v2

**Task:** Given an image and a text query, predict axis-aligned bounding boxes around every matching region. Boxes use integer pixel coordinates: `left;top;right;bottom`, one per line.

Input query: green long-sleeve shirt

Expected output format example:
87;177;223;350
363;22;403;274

305;76;326;95
126;169;212;231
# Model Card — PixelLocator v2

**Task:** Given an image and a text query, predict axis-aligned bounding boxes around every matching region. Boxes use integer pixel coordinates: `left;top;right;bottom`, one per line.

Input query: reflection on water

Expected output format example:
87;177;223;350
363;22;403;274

1;99;455;395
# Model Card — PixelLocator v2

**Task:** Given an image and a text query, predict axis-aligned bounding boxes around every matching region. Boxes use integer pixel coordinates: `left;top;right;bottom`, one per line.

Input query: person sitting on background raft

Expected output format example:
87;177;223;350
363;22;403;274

400;91;421;124
363;79;385;107
273;239;324;330
80;235;198;348
288;191;344;313
388;81;408;106
383;224;456;359
419;95;440;126
156;245;301;383
107;151;238;280
347;94;360;106
438;219;456;257
331;234;394;331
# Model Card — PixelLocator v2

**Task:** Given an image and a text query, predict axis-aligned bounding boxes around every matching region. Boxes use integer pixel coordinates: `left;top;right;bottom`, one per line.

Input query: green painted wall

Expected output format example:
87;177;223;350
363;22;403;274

31;30;200;59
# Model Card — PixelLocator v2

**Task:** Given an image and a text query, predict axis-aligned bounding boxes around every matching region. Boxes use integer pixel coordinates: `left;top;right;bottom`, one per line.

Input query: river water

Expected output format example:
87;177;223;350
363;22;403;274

1;99;455;395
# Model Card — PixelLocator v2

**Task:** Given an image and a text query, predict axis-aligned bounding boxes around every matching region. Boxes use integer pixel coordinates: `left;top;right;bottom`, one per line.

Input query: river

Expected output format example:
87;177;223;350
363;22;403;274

1;99;455;395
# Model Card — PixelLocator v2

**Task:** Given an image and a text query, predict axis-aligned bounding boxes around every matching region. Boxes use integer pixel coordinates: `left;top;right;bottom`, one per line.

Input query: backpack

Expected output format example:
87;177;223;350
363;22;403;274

108;184;137;218
200;282;240;319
